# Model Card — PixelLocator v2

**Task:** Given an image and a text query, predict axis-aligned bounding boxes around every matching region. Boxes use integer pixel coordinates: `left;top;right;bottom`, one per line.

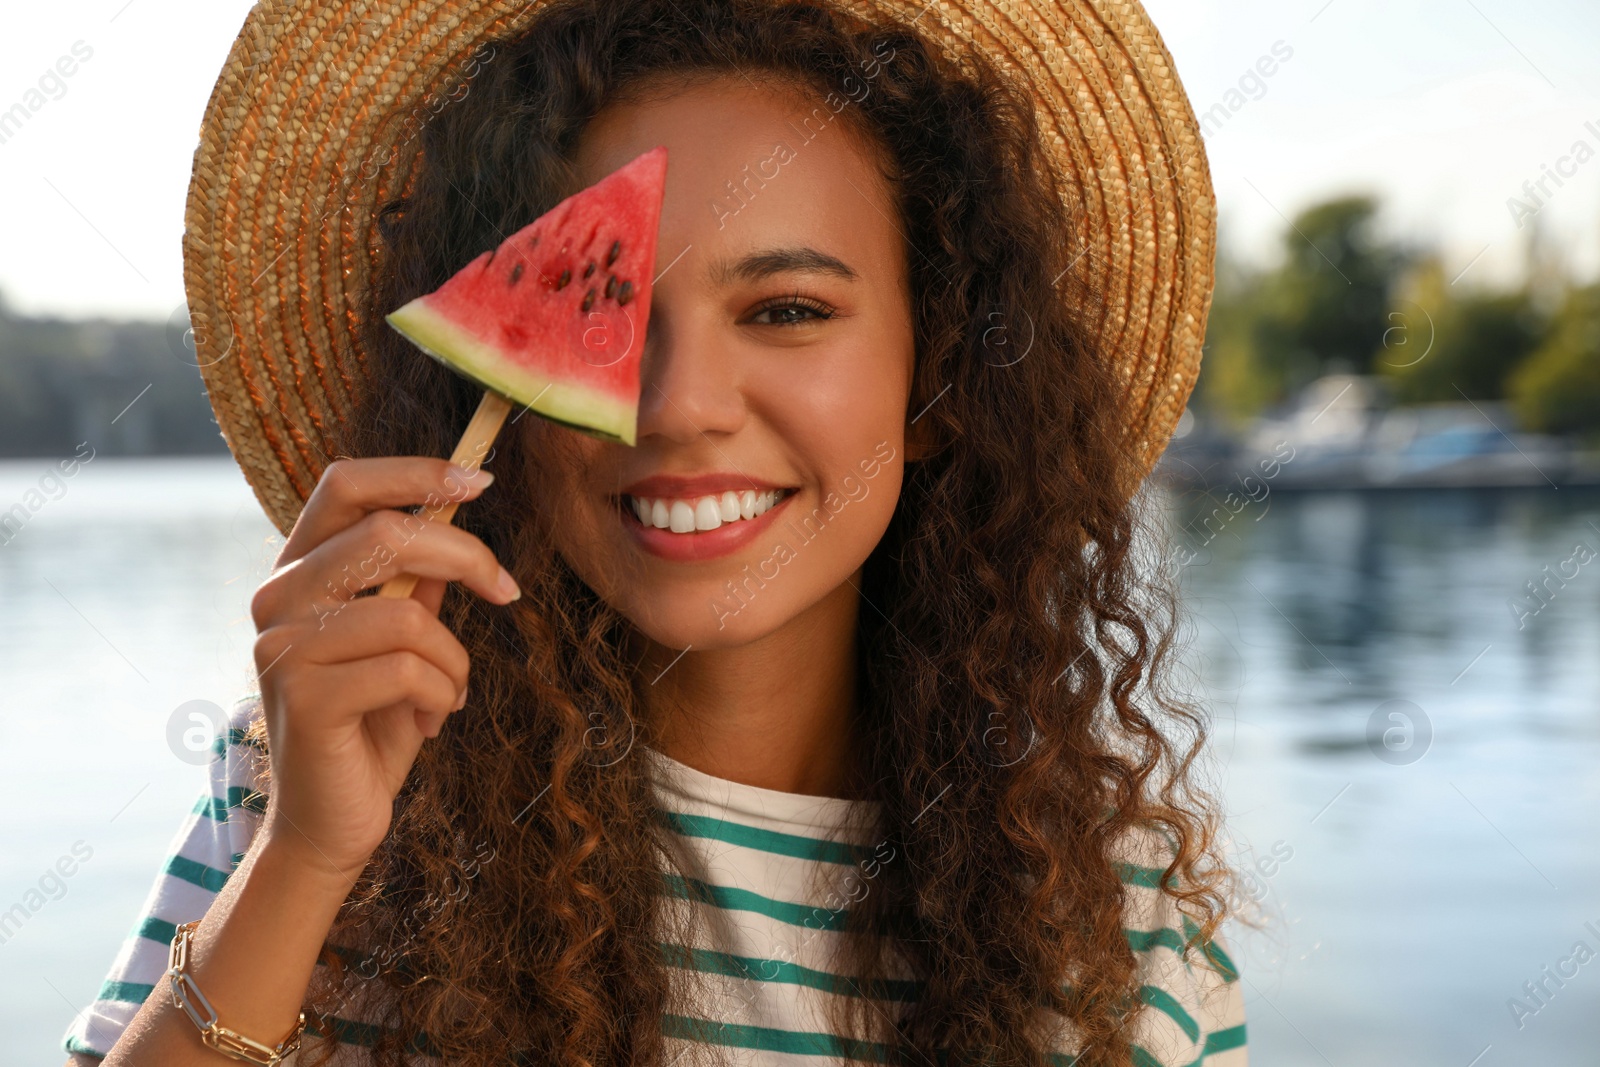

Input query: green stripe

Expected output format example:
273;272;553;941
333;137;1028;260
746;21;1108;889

1117;862;1175;889
321;940;422;982
1158;1021;1251;1067
1125;922;1239;983
662;1012;890;1061
1139;983;1200;1041
1204;1022;1247;1054
662;1015;1094;1066
97;977;156;1005
302;1014;440;1056
164;853;230;893
1124;926;1187;955
192;793;230;822
134;916;177;946
304;1015;380;1049
325;941;367;970
227;786;268;814
661;872;852;931
1181;916;1239;982
64;1032;105;1056
208;725;267;759
232;725;266;749
654;809;871;866
659;942;922;1002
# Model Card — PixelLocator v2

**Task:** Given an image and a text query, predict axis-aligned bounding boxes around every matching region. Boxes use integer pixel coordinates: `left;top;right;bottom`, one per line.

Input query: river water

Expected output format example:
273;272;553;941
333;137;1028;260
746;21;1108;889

1;456;1596;1065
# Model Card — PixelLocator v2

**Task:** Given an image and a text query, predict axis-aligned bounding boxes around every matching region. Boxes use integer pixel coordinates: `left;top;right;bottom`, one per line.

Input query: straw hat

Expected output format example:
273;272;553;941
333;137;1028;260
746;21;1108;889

183;0;1215;537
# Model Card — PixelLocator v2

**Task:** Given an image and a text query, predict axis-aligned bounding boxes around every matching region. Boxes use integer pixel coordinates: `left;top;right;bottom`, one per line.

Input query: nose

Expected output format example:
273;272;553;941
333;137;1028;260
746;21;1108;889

634;300;747;446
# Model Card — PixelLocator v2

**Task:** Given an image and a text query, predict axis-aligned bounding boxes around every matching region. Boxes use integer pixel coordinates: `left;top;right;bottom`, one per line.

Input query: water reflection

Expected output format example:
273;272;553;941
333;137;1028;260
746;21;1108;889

1164;485;1600;1064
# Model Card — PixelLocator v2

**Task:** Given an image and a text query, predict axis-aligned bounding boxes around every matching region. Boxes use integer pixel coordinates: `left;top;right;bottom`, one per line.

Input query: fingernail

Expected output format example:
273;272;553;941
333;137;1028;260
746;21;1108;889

454;468;493;493
455;687;468;711
449;466;493;490
496;566;521;601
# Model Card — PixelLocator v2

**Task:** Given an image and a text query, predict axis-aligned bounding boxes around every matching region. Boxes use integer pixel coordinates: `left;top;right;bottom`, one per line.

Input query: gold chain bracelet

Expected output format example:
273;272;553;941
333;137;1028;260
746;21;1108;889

166;918;307;1065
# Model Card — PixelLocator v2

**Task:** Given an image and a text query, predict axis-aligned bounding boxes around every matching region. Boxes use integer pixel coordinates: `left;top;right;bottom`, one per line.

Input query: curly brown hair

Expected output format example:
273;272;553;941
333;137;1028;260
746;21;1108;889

240;0;1234;1064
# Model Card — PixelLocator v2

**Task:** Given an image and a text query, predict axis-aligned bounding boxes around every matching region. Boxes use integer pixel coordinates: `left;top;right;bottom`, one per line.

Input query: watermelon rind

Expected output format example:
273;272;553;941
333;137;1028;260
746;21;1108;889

387;299;638;446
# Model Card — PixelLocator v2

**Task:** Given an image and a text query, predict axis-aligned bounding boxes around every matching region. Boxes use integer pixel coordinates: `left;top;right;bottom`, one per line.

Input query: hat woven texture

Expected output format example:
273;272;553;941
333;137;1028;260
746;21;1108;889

183;0;1215;537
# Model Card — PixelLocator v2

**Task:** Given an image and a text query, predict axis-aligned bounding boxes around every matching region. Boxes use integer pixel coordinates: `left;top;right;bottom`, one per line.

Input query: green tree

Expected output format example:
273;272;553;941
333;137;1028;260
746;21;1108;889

1508;282;1600;440
1192;252;1274;427
1377;256;1547;403
1195;195;1402;423
1263;195;1399;378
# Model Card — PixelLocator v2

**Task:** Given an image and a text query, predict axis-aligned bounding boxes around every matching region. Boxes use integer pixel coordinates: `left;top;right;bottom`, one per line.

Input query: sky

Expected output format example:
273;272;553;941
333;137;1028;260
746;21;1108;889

1;0;1598;321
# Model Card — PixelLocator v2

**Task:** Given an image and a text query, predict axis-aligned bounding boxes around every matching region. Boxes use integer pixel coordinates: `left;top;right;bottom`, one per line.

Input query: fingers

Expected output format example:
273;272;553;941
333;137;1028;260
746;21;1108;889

278;457;495;569
257;639;466;739
256;596;473;706
411;575;448;617
254;508;517;629
414;706;450;740
306;654;465;756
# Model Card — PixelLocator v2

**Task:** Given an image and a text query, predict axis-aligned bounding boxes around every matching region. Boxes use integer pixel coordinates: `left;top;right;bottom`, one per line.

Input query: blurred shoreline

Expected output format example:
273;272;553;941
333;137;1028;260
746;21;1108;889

0;295;229;461
1155;372;1600;493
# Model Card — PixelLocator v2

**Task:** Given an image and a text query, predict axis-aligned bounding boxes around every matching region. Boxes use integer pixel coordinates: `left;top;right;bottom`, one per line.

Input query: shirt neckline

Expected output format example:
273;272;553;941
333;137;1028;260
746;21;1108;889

641;743;881;837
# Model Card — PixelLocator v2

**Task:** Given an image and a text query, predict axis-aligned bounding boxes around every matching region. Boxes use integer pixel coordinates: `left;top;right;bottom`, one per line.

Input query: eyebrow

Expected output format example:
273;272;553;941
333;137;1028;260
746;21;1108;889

707;246;859;287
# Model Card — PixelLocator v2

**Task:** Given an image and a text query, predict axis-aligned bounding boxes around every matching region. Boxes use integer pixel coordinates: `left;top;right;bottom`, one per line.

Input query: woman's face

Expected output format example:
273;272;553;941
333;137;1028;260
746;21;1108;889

522;72;918;651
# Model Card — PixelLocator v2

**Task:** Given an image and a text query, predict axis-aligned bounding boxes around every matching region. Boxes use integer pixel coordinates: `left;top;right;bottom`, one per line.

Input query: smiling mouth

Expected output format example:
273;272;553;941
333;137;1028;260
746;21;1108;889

617;487;796;533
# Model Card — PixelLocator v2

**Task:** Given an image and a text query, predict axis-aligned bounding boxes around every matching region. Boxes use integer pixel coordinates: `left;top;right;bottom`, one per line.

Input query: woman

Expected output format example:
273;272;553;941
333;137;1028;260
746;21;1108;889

64;0;1243;1064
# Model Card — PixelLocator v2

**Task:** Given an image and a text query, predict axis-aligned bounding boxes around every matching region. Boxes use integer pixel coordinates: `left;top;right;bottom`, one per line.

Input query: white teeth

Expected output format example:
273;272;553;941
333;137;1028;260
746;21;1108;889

628;489;788;533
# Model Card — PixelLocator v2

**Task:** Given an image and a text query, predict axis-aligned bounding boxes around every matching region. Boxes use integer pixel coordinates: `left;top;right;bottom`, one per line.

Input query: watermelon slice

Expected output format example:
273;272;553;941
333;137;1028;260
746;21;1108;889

385;145;668;446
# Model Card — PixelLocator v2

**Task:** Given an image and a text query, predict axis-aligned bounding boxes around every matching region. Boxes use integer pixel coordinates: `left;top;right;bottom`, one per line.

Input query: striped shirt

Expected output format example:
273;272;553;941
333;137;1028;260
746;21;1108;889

62;694;1246;1065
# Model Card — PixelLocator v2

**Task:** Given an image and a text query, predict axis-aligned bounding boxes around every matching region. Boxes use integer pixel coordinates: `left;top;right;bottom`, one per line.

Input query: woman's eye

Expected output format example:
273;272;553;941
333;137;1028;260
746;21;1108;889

748;296;835;327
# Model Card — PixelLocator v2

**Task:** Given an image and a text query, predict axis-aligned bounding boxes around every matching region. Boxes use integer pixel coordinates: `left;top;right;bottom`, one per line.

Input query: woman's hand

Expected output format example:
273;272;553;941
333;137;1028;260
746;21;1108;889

247;457;519;882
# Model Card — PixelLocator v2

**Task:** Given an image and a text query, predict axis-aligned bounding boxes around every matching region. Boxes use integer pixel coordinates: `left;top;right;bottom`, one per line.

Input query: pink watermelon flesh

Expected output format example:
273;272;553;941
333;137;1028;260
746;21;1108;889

385;145;667;446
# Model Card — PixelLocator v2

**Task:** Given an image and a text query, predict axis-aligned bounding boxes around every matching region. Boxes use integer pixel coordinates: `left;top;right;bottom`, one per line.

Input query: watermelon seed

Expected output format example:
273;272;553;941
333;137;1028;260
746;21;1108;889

581;287;596;312
510;263;524;285
617;279;634;306
604;274;617;299
606;239;621;267
556;267;571;289
583;261;596;279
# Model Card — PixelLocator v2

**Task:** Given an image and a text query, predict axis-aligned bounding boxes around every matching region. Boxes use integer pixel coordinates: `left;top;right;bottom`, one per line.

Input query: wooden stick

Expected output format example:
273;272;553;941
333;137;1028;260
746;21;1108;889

377;390;514;601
